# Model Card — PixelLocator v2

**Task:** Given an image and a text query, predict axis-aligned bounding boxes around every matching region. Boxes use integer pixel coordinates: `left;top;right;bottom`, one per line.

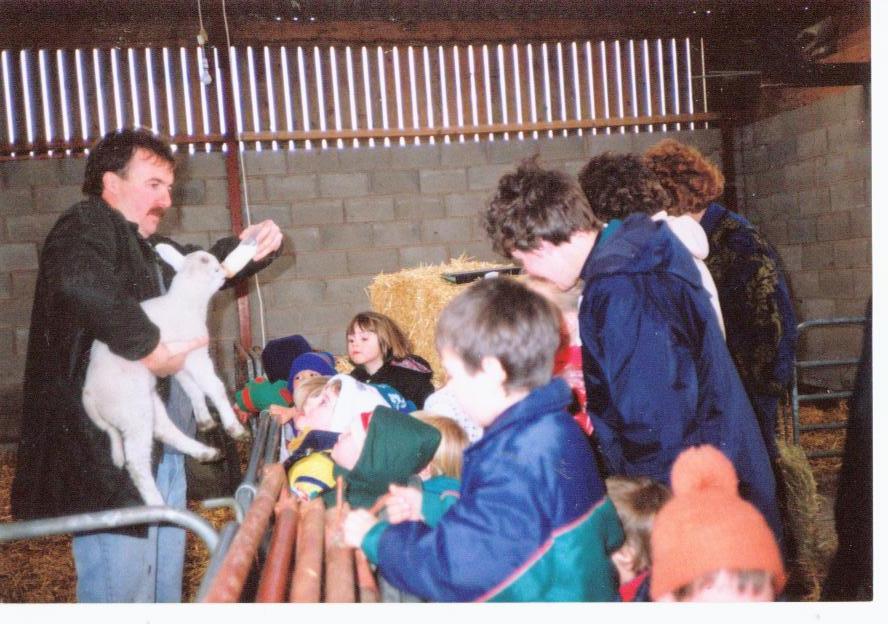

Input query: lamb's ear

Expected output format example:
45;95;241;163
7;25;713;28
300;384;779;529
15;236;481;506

154;243;186;272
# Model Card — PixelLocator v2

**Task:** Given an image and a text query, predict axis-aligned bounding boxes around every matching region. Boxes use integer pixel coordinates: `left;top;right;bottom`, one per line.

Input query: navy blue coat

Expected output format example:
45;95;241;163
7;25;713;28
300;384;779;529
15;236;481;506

579;213;782;542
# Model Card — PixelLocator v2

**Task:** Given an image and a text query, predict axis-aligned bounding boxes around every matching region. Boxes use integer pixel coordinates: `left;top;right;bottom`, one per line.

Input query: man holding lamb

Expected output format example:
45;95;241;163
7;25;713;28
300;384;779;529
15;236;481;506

11;128;282;602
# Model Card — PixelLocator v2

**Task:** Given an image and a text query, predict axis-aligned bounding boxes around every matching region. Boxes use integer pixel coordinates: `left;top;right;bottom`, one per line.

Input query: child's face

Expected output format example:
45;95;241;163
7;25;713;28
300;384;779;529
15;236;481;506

294;369;321;384
296;386;338;430
440;347;506;429
330;423;367;470
347;326;384;370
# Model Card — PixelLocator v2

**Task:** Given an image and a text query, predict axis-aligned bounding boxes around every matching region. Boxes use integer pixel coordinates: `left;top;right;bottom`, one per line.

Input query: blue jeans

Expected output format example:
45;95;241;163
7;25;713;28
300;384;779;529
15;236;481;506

72;450;187;602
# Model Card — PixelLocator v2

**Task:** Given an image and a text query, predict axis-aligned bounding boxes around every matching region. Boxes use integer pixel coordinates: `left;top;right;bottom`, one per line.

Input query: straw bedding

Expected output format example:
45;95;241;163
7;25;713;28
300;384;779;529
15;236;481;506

0;441;247;603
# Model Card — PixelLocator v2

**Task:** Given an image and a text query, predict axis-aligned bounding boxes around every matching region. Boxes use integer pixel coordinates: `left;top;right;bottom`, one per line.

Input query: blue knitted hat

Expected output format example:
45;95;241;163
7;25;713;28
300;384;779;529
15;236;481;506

262;335;312;382
287;351;338;394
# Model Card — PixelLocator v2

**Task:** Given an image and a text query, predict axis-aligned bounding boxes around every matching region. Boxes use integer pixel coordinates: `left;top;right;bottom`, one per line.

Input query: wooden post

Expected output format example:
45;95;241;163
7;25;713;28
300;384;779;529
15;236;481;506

200;464;286;602
290;498;326;602
355;550;379;603
216;42;254;353
720;117;739;214
255;489;300;602
323;506;356;602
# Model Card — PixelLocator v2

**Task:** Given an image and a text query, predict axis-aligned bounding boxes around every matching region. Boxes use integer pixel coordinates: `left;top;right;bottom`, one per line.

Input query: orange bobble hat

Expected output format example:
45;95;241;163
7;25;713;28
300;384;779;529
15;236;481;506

649;445;786;600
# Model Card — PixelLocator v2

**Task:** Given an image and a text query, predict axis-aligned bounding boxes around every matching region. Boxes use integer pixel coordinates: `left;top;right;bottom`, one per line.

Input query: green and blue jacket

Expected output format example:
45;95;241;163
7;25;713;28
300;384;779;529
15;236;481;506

364;379;623;601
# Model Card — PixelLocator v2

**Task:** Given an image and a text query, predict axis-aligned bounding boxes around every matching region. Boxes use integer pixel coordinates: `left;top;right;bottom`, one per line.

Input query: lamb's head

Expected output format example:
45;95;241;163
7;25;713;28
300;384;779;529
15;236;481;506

155;244;226;299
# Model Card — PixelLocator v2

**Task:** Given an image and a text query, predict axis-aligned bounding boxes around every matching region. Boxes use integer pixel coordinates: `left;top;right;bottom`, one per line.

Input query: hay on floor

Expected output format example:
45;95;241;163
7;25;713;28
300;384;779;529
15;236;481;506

368;255;517;387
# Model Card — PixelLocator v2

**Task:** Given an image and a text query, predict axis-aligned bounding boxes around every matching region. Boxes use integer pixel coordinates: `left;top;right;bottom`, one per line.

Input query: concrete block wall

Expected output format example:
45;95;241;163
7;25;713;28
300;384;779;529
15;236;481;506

735;85;871;389
0;127;722;442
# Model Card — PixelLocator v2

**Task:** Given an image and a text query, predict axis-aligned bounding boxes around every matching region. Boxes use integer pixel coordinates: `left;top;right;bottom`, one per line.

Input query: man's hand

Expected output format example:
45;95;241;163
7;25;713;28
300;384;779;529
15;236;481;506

241;219;283;262
385;484;423;524
342;509;378;548
140;336;208;377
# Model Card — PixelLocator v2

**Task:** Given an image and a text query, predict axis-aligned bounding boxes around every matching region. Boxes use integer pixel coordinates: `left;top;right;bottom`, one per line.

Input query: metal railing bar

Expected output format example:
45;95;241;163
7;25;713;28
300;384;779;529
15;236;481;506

235;410;272;514
798;421;848;432
798;390;853;402
806;449;843;459
195;520;240;602
791;316;865;455
796;359;862;370
0;505;219;553
797;317;865;330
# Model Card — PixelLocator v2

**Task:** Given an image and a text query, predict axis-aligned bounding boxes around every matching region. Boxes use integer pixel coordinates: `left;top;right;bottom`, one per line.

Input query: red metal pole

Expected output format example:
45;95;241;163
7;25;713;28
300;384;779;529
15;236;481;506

255;488;300;602
355;550;379;603
289;497;326;602
200;463;286;602
216;43;253;353
324;506;356;602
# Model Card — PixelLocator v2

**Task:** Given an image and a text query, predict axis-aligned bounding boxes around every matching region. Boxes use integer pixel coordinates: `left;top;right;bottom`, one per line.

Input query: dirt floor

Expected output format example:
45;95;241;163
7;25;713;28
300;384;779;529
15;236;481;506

0;403;849;603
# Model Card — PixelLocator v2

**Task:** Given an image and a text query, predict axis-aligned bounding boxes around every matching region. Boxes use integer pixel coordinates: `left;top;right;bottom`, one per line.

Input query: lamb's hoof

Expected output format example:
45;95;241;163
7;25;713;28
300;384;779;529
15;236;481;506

227;423;250;442
197;419;218;433
198;447;223;463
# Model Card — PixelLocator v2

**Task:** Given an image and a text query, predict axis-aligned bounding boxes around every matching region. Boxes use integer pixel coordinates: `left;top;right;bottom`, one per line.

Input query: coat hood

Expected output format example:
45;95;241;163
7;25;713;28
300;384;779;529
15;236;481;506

651;210;709;261
581;213;702;291
330;406;441;509
328;373;391;433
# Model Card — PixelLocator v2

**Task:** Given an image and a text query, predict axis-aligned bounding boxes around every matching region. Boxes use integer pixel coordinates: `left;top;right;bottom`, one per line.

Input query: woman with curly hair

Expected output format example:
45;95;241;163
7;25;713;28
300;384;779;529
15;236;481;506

643;139;797;465
578;152;723;333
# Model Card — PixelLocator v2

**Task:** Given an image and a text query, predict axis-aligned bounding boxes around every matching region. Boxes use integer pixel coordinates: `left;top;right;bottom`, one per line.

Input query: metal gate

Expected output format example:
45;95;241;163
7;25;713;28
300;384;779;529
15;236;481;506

790;317;866;458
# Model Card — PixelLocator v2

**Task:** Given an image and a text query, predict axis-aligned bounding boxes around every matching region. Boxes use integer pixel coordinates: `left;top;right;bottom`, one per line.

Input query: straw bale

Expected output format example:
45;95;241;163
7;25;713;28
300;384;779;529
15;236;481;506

367;255;516;387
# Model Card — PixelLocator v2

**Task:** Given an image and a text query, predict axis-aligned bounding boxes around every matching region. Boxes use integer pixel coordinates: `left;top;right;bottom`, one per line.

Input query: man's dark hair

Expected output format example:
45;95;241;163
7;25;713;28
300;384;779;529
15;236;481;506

436;276;562;392
483;156;601;258
82;128;175;197
577;152;671;222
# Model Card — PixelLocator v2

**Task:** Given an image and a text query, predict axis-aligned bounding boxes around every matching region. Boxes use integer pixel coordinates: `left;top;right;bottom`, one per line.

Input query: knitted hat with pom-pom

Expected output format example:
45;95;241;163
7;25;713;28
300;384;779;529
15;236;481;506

649;445;786;600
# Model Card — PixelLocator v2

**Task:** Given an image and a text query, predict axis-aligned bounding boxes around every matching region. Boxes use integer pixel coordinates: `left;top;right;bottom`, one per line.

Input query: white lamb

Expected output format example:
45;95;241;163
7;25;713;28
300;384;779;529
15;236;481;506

82;243;249;506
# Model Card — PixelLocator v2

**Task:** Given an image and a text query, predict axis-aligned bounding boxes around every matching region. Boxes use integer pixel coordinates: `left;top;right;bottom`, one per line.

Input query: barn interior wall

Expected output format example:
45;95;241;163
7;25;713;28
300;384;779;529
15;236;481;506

0;128;722;443
734;84;871;390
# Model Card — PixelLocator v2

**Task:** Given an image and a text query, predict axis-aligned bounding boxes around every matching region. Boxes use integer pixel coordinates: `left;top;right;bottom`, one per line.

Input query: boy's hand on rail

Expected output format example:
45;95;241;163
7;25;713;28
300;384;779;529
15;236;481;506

269;404;297;425
342;509;377;549
385;484;423;524
141;336;209;377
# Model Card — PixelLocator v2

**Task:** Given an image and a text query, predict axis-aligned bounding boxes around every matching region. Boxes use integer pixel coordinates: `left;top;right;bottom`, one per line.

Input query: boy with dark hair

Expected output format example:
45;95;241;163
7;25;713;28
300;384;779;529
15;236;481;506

343;277;623;602
483;158;783;548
